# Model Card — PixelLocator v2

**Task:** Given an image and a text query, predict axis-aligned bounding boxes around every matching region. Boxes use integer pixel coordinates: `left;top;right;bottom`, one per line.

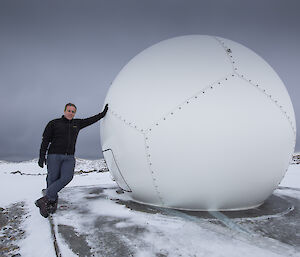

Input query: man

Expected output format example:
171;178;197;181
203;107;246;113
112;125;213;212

35;103;108;218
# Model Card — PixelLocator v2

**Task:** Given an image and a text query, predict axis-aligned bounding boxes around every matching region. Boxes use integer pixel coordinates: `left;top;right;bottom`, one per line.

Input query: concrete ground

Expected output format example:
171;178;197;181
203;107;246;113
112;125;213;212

53;186;300;257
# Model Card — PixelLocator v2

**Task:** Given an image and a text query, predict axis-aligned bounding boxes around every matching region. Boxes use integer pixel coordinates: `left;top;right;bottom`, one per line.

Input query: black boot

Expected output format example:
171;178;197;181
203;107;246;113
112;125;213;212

48;199;58;214
41;189;58;214
35;196;50;218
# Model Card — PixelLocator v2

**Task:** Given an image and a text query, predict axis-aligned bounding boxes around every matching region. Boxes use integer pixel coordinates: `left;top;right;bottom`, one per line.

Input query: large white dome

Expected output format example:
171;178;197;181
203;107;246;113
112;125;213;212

100;35;296;210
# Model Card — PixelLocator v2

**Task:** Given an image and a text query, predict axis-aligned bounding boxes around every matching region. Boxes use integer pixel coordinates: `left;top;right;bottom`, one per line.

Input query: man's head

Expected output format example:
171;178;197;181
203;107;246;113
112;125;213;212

64;103;77;120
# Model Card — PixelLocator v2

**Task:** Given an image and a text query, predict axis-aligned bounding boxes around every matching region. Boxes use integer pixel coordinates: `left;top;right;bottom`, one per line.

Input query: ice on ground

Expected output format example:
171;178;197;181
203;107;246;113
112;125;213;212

54;185;300;257
0;157;299;256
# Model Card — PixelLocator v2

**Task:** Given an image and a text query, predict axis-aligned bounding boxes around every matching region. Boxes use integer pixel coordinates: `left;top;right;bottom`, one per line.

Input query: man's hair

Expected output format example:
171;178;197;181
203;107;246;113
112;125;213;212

64;103;77;111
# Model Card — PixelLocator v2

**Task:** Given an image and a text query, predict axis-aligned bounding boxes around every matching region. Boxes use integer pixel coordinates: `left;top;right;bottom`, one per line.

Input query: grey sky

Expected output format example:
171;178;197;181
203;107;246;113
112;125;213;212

0;0;299;161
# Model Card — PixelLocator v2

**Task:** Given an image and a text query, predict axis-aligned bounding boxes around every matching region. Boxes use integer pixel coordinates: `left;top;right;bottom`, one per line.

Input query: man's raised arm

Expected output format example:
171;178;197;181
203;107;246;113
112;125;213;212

79;104;108;130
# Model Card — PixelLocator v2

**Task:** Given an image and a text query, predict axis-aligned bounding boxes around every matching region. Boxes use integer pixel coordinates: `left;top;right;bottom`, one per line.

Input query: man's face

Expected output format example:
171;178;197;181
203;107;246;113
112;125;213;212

64;106;76;120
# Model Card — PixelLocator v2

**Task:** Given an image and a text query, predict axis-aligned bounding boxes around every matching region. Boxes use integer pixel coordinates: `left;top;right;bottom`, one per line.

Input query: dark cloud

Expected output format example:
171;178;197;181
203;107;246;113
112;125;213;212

1;0;299;161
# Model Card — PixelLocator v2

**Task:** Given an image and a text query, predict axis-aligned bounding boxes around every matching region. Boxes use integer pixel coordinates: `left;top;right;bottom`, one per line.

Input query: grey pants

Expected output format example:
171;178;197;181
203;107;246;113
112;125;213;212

46;154;75;201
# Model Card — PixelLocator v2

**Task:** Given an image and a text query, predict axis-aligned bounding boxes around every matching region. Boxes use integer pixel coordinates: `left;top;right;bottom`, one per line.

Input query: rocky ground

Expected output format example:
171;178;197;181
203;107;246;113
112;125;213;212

0;202;27;257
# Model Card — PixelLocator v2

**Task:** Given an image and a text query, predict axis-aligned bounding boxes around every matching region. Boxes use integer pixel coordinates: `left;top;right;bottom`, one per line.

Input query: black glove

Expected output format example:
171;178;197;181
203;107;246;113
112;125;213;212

38;157;45;168
101;104;109;117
